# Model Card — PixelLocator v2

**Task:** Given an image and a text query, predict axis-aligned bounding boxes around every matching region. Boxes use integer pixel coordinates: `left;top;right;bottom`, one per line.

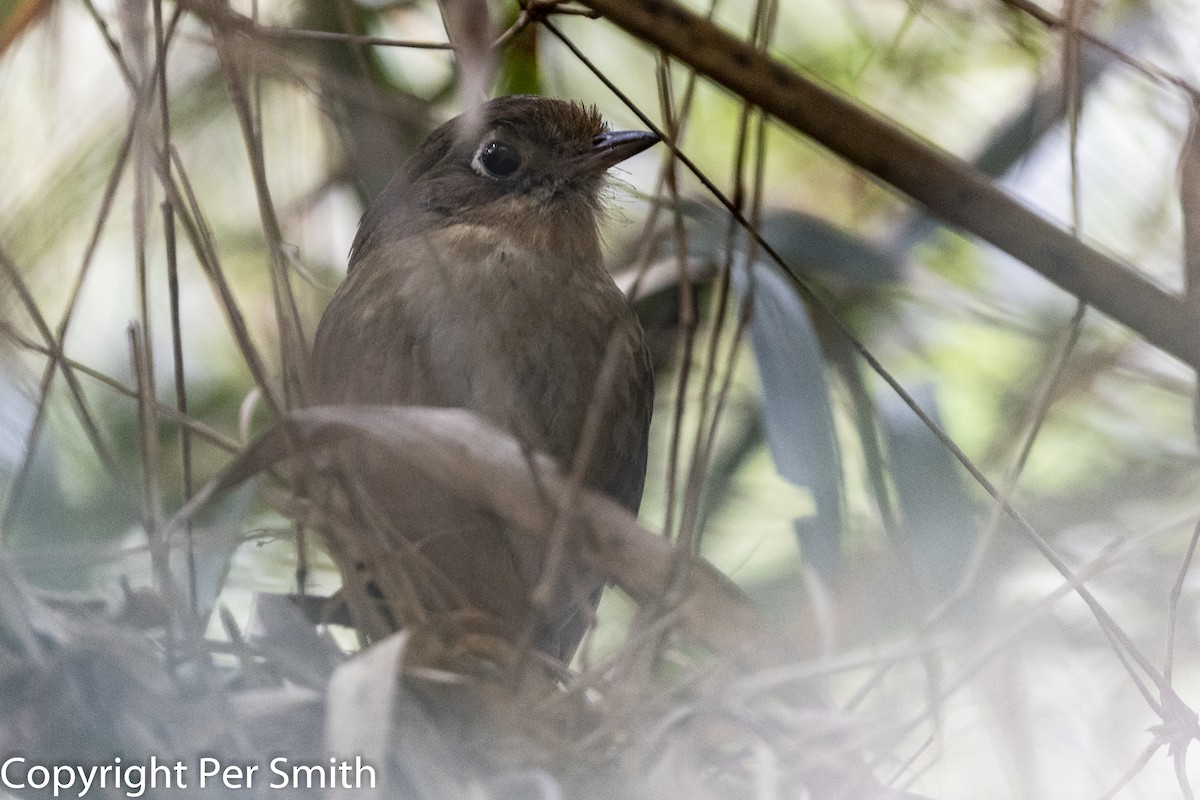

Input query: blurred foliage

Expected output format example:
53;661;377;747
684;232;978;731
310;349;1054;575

1;0;1199;796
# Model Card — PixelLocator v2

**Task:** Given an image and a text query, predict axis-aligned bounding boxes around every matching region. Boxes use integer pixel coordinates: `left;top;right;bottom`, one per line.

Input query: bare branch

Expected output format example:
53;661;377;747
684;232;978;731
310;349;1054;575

577;0;1200;372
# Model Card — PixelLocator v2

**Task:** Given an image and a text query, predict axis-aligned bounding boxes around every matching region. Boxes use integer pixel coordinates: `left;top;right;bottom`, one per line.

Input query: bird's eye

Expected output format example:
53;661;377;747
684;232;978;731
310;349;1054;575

478;141;522;178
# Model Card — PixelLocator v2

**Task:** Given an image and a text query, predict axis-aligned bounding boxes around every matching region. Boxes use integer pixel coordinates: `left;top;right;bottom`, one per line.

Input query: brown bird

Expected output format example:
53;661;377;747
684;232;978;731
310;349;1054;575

310;95;658;661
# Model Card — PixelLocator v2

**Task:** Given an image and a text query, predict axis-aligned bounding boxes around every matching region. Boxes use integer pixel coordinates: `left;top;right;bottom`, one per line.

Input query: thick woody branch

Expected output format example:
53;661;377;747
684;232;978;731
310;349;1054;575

171;405;788;667
578;0;1200;372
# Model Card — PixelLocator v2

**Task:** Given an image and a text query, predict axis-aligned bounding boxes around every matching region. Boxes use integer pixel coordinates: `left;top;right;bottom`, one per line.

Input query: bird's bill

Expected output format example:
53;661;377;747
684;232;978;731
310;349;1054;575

576;130;661;176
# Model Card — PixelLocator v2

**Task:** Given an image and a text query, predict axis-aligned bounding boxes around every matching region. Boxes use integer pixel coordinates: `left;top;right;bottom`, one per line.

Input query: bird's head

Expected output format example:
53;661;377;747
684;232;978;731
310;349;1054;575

352;95;660;263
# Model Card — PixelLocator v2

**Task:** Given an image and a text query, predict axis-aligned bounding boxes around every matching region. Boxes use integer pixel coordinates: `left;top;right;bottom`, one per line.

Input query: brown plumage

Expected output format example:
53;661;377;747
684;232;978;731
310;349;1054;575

310;96;657;660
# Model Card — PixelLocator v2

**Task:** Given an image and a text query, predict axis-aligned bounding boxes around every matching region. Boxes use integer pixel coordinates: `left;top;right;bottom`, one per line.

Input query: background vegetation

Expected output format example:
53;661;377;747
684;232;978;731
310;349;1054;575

1;0;1199;797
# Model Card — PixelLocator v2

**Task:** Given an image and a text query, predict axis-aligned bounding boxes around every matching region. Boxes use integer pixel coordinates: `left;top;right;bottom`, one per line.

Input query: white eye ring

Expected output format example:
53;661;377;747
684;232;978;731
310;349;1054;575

473;140;522;178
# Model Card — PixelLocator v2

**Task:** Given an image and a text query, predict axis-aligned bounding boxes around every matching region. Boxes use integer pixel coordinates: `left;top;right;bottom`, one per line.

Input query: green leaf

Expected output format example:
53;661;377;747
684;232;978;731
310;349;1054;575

878;384;975;596
735;259;844;578
495;11;541;96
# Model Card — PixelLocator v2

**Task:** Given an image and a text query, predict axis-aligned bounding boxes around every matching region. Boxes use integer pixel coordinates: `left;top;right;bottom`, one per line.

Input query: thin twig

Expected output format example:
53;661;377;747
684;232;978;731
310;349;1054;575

1180;96;1200;303
1097;735;1167;800
79;0;137;89
658;62;696;545
209;28;309;409
0;322;240;454
154;146;286;417
0;245;129;535
127;324;168;599
999;0;1199;95
255;25;452;51
676;0;778;552
576;0;1200;372
154;0;199;614
555;0;1191;725
1164;519;1200;689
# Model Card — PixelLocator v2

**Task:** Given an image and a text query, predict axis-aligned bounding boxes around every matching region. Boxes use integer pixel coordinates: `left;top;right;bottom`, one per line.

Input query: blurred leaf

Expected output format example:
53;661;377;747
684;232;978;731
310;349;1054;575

696;408;761;536
230;682;325;759
495;13;541;96
756;209;905;287
0;0;51;55
0;356;34;477
976;19;1146;179
325;632;416;799
0;554;46;658
181;483;255;623
734;259;844;579
295;3;433;203
7;422;136;590
245;591;345;689
791;514;840;586
891;4;1155;254
2;68;228;267
821;327;904;548
878;384;975;596
690;207;904;289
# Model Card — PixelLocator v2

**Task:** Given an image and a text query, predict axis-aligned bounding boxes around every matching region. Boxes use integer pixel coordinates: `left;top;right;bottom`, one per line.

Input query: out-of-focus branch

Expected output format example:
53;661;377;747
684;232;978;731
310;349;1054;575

174;405;791;667
577;0;1200;373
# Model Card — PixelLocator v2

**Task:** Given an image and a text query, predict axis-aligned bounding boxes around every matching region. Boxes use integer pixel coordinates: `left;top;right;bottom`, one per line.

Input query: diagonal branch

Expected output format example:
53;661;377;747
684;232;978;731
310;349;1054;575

577;0;1200;373
173;405;790;667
